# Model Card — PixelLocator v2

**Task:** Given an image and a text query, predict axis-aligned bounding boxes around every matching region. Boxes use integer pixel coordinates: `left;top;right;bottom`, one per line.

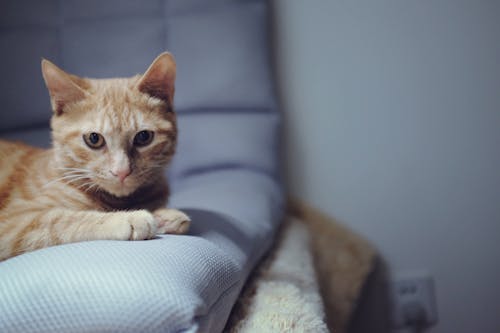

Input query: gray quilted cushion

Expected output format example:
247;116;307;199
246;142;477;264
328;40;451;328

0;0;275;131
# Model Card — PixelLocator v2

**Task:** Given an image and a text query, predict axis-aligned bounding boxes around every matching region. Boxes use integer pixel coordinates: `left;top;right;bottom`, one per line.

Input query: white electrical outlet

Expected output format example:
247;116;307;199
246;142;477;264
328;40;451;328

391;271;438;329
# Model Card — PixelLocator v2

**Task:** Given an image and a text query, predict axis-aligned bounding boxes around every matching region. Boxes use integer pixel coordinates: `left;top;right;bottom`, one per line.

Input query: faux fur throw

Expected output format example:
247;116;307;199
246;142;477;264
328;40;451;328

227;217;329;332
226;200;376;333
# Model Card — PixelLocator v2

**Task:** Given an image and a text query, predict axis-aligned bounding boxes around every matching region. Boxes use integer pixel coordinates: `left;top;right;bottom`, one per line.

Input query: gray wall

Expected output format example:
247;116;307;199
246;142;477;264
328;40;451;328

273;1;500;332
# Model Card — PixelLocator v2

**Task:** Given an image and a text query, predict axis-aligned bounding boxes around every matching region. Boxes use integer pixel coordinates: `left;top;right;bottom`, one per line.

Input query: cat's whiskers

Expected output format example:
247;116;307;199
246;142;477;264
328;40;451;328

56;167;92;175
87;183;100;193
57;167;91;172
64;175;91;185
76;180;103;195
77;181;97;193
59;171;91;176
43;170;93;188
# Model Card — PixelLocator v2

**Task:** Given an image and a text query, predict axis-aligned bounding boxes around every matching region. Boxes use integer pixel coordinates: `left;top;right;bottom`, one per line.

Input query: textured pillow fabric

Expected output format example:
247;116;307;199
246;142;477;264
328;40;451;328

0;0;284;332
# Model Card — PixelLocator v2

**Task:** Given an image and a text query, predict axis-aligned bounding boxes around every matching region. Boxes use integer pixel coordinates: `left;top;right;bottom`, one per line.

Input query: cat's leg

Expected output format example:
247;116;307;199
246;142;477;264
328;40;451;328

1;208;158;260
56;209;159;241
153;208;190;234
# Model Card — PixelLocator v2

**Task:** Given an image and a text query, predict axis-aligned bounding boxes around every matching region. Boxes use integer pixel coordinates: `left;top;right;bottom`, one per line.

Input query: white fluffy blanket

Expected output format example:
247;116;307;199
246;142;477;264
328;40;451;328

226;218;329;332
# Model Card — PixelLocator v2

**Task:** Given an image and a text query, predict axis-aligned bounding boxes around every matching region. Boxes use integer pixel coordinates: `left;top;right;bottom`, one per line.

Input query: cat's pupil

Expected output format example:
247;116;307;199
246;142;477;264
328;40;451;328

134;130;154;146
89;133;99;144
138;131;149;141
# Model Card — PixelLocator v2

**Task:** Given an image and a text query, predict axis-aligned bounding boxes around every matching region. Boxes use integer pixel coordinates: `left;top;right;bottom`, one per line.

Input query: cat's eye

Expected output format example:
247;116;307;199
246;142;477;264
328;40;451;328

133;130;154;147
83;132;105;149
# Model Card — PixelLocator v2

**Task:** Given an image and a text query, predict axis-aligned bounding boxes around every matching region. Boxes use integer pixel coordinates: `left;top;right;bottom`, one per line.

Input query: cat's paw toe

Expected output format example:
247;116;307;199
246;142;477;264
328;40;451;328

103;210;157;240
127;210;158;240
154;209;191;235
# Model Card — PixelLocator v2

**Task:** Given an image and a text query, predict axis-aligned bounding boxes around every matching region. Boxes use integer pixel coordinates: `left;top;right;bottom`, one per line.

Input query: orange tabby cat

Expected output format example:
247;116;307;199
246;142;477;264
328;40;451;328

0;52;190;261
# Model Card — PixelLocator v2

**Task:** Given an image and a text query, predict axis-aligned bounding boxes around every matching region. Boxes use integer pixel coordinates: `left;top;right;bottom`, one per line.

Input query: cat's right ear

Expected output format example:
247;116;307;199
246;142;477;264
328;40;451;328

41;59;87;115
137;52;176;106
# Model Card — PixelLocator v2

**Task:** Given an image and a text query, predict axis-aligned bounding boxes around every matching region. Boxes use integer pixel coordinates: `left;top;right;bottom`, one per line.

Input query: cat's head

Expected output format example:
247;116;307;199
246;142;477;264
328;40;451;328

41;53;177;197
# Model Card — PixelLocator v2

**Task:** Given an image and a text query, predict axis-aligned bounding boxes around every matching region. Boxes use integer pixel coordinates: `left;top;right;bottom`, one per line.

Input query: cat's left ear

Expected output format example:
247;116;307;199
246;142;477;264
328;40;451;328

137;52;176;106
41;59;88;115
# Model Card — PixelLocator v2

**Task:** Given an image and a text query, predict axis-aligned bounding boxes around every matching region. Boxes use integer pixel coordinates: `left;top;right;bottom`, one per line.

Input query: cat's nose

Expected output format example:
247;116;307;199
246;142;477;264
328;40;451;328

110;168;131;183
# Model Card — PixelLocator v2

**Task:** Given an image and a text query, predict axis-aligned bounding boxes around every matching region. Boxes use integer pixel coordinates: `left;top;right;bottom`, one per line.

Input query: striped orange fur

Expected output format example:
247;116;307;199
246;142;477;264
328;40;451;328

0;53;190;261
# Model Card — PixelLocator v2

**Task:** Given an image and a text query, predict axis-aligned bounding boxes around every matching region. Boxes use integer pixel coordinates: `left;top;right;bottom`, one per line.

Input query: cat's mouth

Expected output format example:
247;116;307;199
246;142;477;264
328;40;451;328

86;175;138;197
76;168;160;198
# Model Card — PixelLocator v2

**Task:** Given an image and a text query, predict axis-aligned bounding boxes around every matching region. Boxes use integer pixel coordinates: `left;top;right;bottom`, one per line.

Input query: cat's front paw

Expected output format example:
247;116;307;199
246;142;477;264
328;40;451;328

127;210;159;240
154;208;190;235
105;210;158;240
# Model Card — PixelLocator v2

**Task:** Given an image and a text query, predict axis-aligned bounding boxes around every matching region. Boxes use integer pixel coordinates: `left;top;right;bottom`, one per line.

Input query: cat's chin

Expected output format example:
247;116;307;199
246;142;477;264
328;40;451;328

96;181;138;198
103;186;137;198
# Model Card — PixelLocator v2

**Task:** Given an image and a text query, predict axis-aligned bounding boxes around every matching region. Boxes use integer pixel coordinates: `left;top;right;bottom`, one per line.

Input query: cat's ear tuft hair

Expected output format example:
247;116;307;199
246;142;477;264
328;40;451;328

137;52;176;106
41;59;87;115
